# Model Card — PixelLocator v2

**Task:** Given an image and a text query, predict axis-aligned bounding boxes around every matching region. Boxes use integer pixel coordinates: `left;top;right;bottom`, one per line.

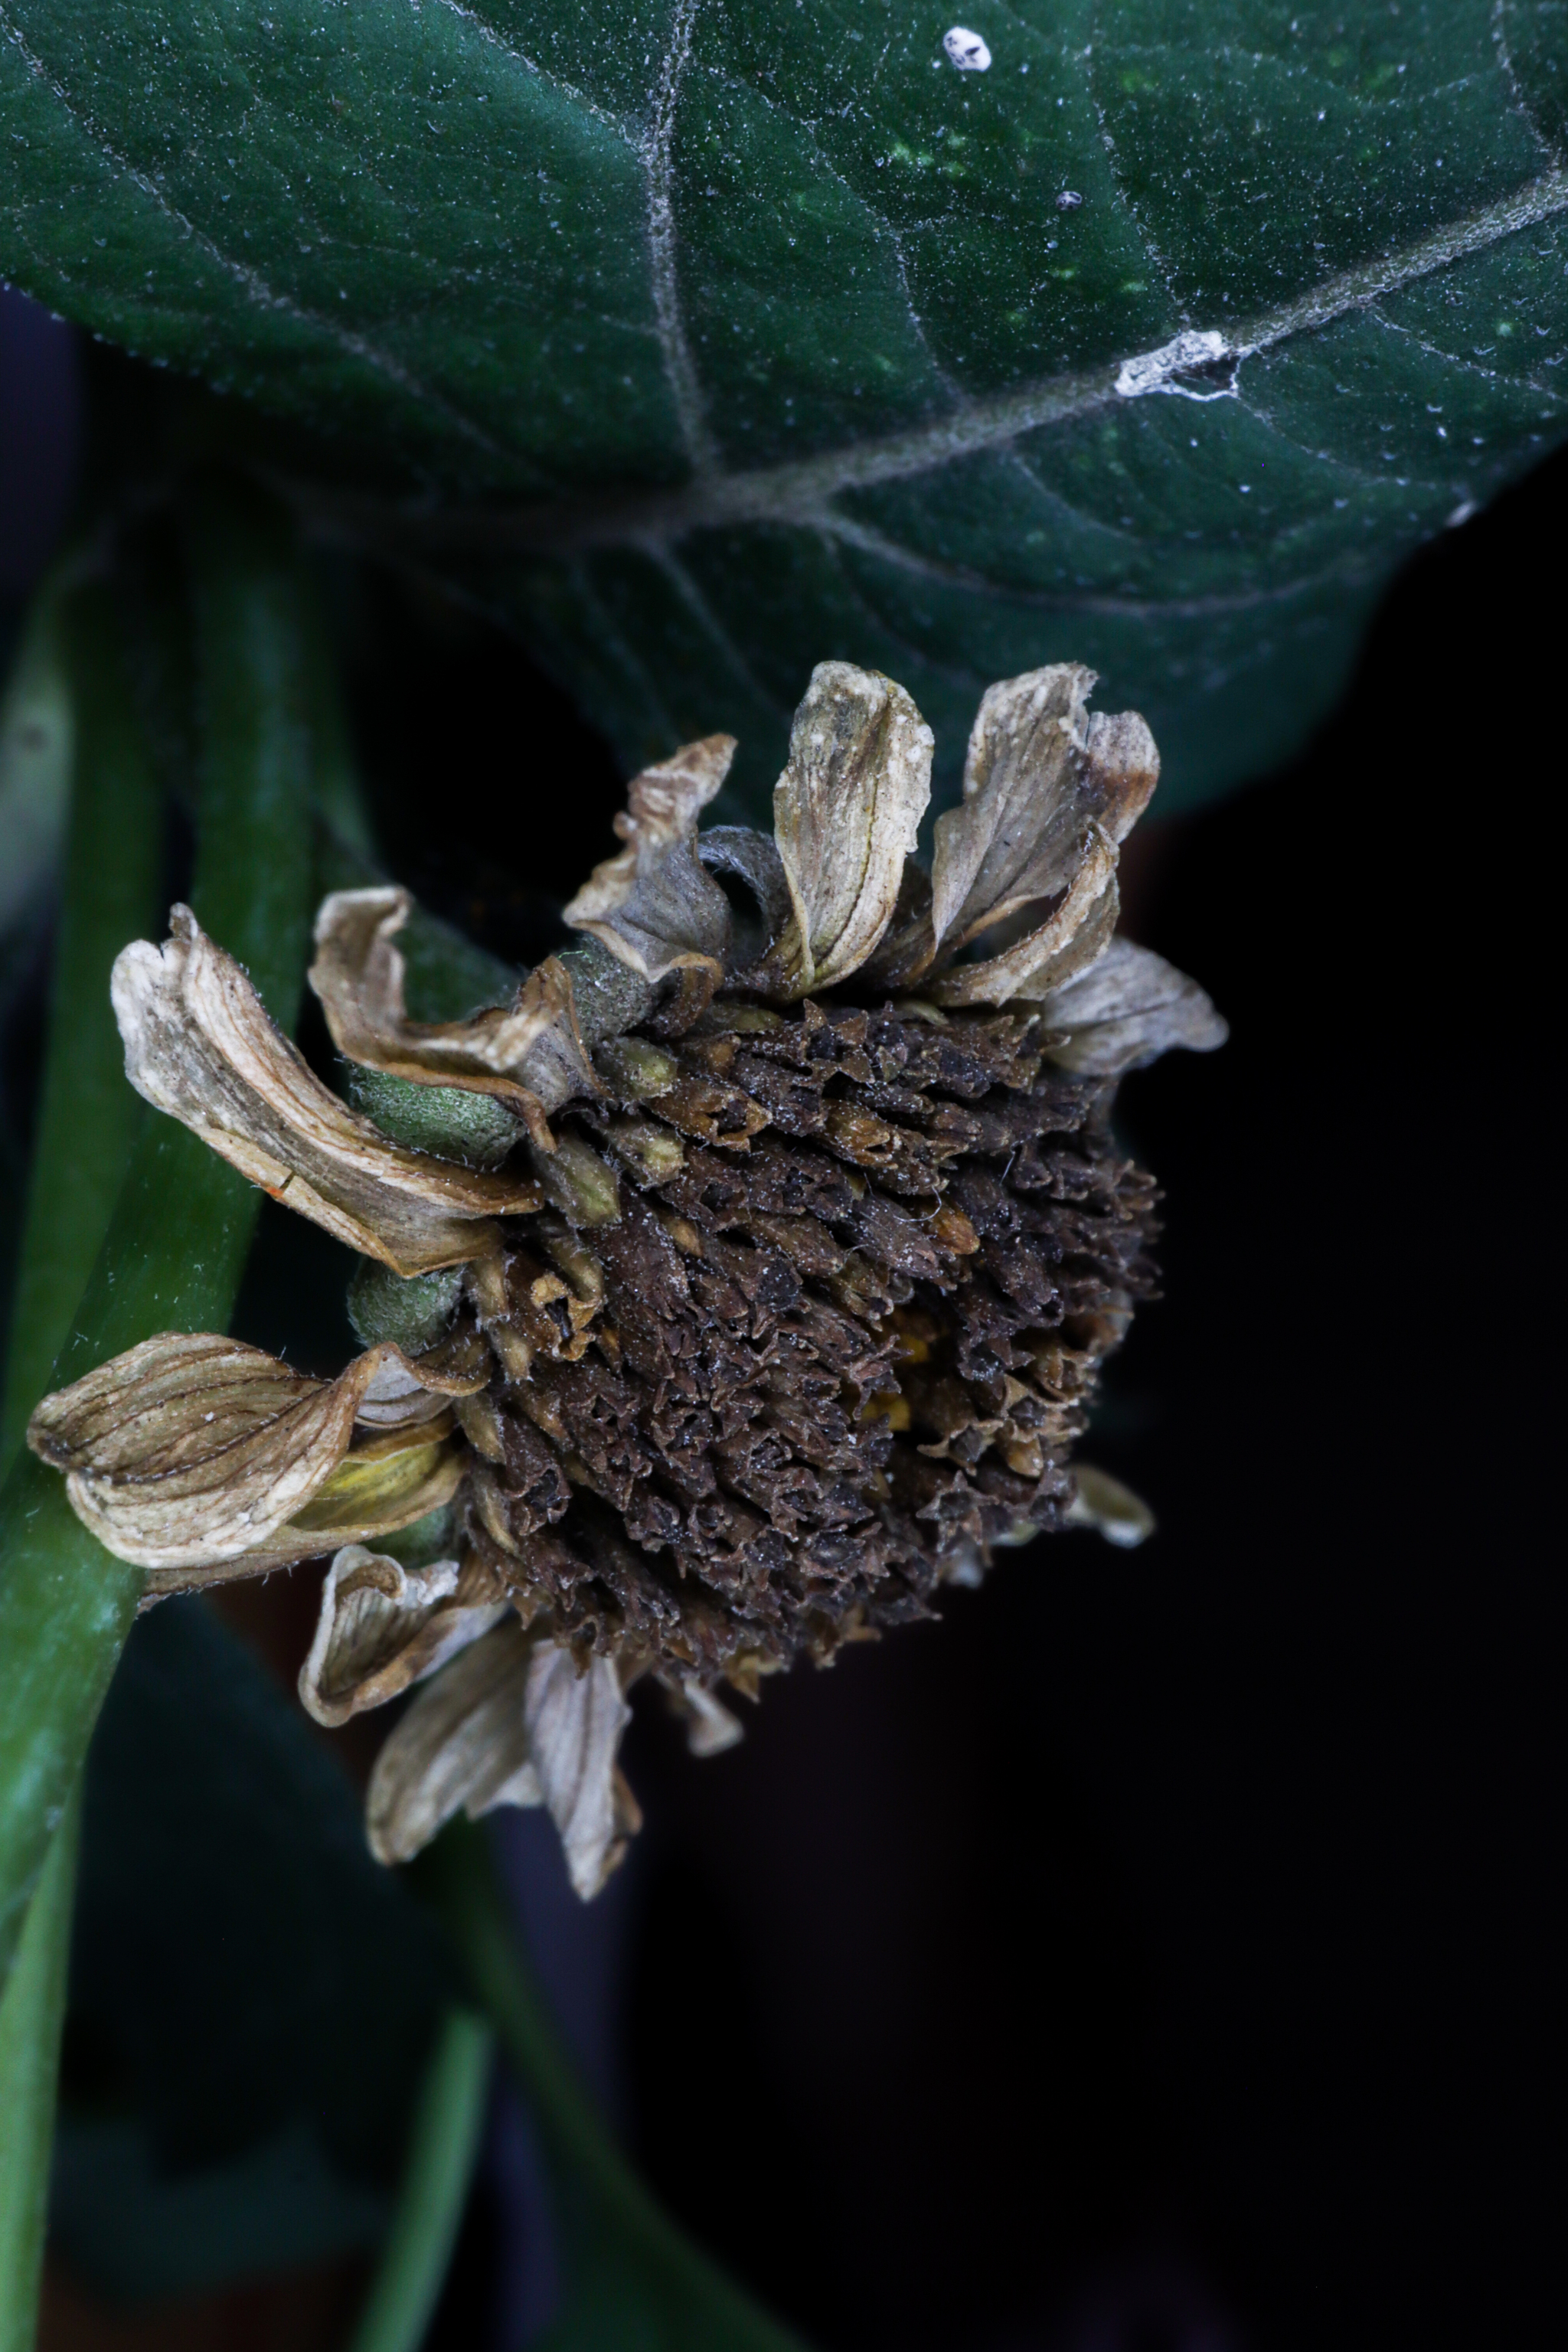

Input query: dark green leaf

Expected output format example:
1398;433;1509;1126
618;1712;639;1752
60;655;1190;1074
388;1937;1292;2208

53;1598;449;2302
4;2;1565;808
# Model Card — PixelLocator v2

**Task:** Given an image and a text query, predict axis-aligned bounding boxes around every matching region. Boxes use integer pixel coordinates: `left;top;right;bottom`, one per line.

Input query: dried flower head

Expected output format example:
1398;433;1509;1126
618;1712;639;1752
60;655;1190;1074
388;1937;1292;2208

30;662;1224;1899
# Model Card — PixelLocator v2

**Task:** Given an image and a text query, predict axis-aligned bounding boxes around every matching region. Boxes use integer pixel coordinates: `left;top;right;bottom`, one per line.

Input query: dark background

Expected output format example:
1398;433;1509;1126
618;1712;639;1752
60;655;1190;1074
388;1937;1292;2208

3;279;1558;2352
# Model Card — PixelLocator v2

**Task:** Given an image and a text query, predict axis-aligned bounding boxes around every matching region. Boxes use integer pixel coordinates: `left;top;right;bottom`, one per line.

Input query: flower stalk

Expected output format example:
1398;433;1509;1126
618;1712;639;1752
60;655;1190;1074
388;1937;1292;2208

415;1819;805;2351
0;477;315;1989
0;573;165;2352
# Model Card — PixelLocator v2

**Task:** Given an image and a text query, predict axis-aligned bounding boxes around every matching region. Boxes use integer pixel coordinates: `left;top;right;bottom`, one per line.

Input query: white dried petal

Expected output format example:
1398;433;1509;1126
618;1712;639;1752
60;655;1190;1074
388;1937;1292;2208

514;1643;633;1899
366;1619;537;1864
680;1676;744;1758
351;1316;493;1426
1033;936;1229;1075
113;907;541;1274
926;825;1119;1007
299;1546;508;1726
28;1332;458;1573
364;1626;635;1896
564;736;736;982
1065;1465;1157;1547
310;887;570;1123
764;663;933;998
930;668;1158;953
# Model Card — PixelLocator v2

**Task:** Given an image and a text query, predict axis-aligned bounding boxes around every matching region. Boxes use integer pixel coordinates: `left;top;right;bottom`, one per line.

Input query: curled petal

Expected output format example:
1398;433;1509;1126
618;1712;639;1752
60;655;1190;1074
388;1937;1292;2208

563;737;736;983
284;1422;466;1547
310;887;568;1127
508;1644;635;1899
299;1544;510;1728
695;827;792;981
1065;1464;1157;1547
677;1676;745;1758
1030;936;1229;1075
364;1625;635;1896
366;1618;537;1864
28;1332;459;1573
113;907;542;1274
930;668;1158;954
351;1313;495;1426
925;825;1119;1007
763;664;933;998
858;858;937;993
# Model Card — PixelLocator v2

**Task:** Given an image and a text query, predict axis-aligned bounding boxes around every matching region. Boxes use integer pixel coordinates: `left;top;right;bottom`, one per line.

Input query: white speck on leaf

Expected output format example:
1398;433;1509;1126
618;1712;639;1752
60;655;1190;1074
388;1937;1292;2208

1115;329;1233;400
943;27;991;70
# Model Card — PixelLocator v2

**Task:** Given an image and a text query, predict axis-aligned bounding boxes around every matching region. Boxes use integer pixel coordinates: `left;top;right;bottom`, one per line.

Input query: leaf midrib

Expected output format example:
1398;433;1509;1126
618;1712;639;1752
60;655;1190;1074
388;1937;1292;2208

359;163;1568;554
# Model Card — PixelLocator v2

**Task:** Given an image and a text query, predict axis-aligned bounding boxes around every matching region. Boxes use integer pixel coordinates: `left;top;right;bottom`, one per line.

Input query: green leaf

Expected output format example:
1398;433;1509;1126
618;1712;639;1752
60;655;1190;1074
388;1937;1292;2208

0;481;316;1989
4;2;1566;811
53;1599;450;2303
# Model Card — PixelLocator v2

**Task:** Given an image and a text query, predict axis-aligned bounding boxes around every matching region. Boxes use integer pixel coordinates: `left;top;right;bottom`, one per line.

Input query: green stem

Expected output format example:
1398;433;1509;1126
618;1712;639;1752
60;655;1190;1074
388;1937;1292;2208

0;577;165;2352
1;582;164;1469
0;1784;78;2352
416;1821;805;2352
345;2009;494;2352
0;475;316;1991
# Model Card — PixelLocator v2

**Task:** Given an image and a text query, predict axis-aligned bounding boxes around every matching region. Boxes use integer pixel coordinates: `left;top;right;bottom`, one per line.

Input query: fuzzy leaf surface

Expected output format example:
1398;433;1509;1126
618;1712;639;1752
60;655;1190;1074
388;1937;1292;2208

2;1;1566;808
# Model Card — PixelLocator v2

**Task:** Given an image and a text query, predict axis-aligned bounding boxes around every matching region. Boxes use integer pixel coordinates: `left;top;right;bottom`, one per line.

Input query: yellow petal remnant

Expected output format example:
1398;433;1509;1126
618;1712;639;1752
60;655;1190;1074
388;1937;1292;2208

26;1333;460;1573
111;906;542;1272
764;663;933;998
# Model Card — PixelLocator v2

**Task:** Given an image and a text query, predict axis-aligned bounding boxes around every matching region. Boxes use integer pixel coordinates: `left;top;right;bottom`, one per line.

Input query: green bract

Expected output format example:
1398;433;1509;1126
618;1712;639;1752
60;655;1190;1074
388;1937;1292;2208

2;0;1564;810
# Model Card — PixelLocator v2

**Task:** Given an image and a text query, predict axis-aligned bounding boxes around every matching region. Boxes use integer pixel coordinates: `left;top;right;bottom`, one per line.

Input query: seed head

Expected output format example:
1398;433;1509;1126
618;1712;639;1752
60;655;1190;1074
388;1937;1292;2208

29;662;1224;1896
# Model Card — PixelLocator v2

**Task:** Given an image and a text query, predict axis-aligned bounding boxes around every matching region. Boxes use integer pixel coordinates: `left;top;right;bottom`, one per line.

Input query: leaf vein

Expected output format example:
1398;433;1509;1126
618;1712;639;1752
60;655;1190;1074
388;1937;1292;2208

397;165;1568;554
645;0;718;475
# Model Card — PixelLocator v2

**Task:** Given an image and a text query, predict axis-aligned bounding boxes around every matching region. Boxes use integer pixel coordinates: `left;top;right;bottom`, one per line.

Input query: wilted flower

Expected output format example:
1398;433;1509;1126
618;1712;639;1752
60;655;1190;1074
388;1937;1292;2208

30;662;1223;1899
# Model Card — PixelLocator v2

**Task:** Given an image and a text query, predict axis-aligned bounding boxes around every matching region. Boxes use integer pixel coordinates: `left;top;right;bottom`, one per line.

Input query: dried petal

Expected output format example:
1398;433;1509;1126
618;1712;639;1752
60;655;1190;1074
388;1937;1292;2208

762;664;933;998
678;1676;745;1759
924;825;1119;1008
696;825;793;977
299;1545;508;1726
366;1618;536;1864
287;1423;466;1544
310;886;573;1131
930;667;1158;955
1064;1464;1157;1547
858;859;939;993
510;1643;633;1898
1031;936;1229;1075
563;737;736;982
351;1316;493;1427
113;908;541;1274
28;1332;457;1572
364;1621;633;1894
140;1439;468;1599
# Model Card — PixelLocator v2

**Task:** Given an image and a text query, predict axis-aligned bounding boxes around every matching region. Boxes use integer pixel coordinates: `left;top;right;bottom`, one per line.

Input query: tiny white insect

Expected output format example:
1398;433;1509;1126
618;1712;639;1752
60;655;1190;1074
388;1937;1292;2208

943;26;991;71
